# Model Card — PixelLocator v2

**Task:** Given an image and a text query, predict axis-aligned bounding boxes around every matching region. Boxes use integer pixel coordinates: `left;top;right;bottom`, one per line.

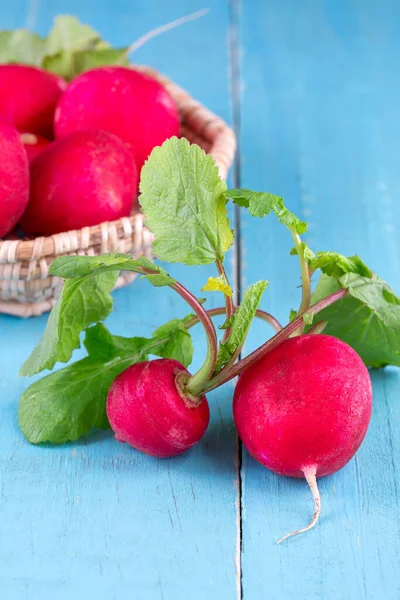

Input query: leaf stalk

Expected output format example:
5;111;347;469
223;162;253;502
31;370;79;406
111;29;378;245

201;289;347;392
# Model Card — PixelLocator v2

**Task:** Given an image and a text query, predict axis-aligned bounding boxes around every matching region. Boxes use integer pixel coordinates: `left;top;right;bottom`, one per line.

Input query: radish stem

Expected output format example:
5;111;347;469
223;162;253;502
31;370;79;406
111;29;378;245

201;288;347;392
252;310;282;332
185;308;282;333
291;229;311;334
137;264;219;397
216;259;235;342
171;282;218;396
276;467;321;544
308;321;328;335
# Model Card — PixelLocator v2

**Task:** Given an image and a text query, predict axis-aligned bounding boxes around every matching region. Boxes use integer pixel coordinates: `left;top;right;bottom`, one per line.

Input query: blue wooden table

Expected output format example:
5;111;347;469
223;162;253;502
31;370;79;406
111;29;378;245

1;1;400;598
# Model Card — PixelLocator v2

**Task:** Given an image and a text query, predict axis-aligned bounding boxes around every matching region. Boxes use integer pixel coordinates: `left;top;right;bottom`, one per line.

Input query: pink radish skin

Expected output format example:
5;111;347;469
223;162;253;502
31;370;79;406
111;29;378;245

20;130;138;235
20;133;51;163
107;359;210;458
54;66;180;171
233;334;372;542
0;124;29;238
0;65;66;138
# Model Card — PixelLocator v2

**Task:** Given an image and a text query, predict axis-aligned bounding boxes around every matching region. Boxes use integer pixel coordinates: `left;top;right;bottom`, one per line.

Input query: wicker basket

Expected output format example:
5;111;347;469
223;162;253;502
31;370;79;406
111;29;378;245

0;66;236;317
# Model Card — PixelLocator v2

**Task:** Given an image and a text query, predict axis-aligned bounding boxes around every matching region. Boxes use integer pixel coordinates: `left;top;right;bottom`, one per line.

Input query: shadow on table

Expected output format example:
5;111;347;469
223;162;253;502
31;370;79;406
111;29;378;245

33;385;239;479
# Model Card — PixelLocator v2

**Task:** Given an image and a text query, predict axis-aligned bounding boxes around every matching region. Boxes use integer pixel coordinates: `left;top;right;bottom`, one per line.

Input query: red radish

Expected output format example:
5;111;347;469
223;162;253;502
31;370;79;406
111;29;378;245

20;133;50;163
0;123;29;238
107;359;210;458
233;334;372;542
54;66;180;171
20;130;138;235
0;65;66;138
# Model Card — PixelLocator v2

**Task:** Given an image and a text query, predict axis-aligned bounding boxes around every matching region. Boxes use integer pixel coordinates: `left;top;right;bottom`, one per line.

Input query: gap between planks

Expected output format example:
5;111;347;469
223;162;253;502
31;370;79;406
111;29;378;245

228;0;243;598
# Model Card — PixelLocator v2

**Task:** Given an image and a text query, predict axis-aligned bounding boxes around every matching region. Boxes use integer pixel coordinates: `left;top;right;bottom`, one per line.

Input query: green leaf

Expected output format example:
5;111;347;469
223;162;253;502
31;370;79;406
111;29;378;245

311;273;343;303
202;275;233;297
302;311;314;326
49;253;175;286
41;15;129;80
290;243;373;280
45;15;101;55
140;137;234;265
311;274;400;367
19;358;126;444
151;318;194;367
289;308;298;321
0;17;127;81
21;253;177;377
42;52;75;79
219;314;235;330
19;271;118;377
49;253;138;277
0;29;46;65
290;242;315;262
140;273;175;287
71;47;128;71
84;316;194;367
18;329;149;445
215;280;268;371
226;189;307;234
339;272;400;330
309;252;372;279
83;323;150;361
85;318;194;366
43;46;128;80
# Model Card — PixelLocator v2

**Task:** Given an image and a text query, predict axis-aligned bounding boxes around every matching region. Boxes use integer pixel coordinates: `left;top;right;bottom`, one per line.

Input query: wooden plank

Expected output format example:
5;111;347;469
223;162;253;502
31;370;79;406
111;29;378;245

0;2;240;598
237;0;400;598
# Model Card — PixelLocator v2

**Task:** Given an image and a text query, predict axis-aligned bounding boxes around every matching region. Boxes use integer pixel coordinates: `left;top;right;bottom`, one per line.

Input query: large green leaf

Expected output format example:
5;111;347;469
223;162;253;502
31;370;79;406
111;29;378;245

140;137;234;265
339;272;400;330
20;271;118;377
311;274;400;368
151;318;194;367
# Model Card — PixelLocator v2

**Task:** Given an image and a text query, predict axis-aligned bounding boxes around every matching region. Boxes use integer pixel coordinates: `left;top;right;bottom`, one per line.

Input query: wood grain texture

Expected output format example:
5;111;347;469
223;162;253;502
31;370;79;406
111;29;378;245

237;0;400;598
2;0;400;598
0;1;239;598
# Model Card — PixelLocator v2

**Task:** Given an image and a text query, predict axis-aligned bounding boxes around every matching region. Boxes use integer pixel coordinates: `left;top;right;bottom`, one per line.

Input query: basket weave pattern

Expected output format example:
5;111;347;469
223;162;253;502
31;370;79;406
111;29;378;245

0;66;236;317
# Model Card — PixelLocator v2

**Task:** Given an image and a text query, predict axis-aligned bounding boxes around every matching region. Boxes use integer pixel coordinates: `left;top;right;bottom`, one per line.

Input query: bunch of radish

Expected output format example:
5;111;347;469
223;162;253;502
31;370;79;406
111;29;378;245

19;135;400;544
6;13;398;547
0;13;212;237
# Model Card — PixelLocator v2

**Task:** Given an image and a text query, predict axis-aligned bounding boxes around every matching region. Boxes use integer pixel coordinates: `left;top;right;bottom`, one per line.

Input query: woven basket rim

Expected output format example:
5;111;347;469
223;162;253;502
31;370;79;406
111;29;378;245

0;212;146;263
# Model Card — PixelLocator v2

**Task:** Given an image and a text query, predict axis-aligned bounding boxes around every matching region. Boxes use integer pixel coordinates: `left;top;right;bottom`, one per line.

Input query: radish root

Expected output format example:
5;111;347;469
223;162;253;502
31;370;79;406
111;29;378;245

276;467;321;544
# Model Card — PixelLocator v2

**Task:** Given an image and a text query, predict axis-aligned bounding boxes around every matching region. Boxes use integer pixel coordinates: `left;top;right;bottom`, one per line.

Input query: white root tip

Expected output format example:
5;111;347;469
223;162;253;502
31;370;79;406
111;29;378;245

276;467;321;545
125;8;210;57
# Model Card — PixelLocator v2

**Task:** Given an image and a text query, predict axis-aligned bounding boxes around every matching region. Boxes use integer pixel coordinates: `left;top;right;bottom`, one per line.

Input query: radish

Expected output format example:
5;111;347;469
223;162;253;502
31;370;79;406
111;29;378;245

0;65;66;138
54;66;180;171
20;129;138;235
0;123;29;238
233;334;372;542
19;133;50;163
106;359;210;458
